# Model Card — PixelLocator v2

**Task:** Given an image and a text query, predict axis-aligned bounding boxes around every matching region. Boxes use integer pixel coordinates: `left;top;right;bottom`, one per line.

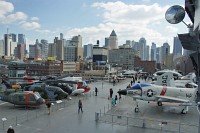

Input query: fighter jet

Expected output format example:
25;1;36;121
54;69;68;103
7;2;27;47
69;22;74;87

23;83;69;102
0;88;45;107
118;73;197;114
152;72;198;88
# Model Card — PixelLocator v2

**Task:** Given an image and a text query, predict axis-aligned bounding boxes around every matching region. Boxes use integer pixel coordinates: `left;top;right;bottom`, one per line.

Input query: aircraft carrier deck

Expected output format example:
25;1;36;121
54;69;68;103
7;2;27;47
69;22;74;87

0;78;199;133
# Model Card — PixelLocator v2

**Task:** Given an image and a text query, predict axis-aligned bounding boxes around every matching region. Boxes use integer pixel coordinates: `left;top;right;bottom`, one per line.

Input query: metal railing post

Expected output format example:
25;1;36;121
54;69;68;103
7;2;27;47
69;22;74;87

127;117;128;126
142;119;145;128
112;115;113;123
16;116;17;126
27;111;28;121
2;121;4;131
104;106;105;114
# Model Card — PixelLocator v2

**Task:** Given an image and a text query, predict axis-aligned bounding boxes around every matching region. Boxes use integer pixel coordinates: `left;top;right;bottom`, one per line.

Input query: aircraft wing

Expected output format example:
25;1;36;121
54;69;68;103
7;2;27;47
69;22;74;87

156;95;190;103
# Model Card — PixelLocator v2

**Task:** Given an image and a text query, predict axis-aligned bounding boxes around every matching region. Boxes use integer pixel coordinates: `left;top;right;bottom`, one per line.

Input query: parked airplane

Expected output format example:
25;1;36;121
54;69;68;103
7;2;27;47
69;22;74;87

152;72;198;88
0;87;45;106
23;83;69;101
118;73;197;114
152;69;182;81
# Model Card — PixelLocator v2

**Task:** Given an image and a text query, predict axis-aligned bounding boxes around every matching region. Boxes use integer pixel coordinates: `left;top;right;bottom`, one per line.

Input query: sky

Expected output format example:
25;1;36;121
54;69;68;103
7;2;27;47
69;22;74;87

0;0;191;52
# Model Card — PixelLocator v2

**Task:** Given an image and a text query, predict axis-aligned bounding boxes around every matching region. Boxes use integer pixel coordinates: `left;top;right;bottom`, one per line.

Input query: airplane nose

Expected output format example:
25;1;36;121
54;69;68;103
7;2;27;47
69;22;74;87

37;98;45;104
117;89;127;95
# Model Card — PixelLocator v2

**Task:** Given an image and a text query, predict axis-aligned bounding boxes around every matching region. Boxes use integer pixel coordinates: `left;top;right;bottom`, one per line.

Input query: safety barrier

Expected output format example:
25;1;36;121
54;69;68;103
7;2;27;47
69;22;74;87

95;110;198;133
0;93;91;132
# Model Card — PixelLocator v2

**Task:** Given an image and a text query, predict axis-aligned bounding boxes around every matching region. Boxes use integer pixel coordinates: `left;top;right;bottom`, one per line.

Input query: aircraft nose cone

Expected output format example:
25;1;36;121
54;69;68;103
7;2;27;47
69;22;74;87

117;89;127;95
37;98;45;105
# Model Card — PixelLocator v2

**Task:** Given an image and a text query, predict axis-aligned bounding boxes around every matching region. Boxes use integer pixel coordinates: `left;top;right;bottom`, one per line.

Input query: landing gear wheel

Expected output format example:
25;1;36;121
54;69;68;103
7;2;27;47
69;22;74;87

135;107;139;113
157;101;163;106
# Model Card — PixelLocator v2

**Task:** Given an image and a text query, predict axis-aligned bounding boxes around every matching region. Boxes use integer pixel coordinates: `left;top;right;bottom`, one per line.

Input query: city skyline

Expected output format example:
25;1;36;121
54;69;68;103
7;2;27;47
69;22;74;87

0;0;190;52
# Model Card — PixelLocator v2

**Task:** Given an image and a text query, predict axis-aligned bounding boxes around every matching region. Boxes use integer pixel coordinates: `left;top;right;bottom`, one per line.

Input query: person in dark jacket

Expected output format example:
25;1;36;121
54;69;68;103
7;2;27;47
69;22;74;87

95;87;98;96
46;102;51;115
115;95;118;104
78;99;83;113
109;88;113;98
7;126;14;133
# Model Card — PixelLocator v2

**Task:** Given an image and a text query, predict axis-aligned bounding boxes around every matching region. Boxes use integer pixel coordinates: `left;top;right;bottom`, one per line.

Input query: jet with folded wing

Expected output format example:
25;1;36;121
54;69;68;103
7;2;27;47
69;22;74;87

118;73;197;114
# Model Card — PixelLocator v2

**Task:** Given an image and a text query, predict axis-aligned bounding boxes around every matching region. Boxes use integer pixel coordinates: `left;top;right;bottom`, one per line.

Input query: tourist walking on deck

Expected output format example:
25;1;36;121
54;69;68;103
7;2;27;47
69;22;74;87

95;87;98;96
46;102;51;115
110;88;113;99
115;95;118;104
118;89;122;102
78;99;83;113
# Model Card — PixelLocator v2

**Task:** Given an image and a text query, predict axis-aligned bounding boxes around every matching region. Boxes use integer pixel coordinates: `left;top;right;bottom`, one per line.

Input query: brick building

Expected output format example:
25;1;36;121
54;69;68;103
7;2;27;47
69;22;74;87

134;56;156;74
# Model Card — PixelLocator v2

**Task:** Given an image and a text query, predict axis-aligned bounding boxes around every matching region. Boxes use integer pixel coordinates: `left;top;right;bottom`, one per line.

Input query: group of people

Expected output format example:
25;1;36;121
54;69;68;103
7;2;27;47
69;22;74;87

109;88;121;106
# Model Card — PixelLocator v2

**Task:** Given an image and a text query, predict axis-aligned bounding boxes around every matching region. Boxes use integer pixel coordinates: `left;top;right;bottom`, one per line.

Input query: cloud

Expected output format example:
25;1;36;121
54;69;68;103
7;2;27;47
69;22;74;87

65;1;173;47
31;17;39;21
0;1;27;24
166;26;178;33
36;29;50;33
0;1;42;31
20;22;41;30
92;2;169;25
0;1;14;15
1;12;28;24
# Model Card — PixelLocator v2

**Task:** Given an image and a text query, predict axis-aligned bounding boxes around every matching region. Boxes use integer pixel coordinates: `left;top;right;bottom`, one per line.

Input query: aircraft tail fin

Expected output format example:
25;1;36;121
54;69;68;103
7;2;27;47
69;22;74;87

155;72;175;87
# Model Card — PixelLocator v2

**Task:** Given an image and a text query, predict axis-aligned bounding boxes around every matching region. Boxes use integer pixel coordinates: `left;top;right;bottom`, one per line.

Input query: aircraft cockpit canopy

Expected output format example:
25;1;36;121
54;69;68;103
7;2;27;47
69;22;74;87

130;83;150;90
34;92;42;100
82;81;88;87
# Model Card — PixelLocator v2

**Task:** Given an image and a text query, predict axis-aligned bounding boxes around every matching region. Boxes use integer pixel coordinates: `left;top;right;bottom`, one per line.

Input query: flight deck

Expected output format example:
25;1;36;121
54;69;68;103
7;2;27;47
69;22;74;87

0;78;199;133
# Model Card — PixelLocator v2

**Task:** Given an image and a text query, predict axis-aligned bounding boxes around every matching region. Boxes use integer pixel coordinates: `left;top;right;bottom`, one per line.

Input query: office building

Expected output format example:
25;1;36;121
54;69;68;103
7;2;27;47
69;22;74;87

151;42;156;61
83;44;93;59
0;40;4;56
40;39;49;58
108;48;137;69
173;36;183;60
107;30;118;50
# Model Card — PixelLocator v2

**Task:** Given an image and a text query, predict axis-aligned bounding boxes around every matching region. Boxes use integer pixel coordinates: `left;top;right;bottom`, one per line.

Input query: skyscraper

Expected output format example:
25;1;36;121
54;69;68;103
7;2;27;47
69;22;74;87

64;35;83;61
0;40;4;56
161;42;170;64
156;47;161;63
15;44;25;60
54;37;64;60
151;42;156;61
173;36;182;59
18;34;26;54
104;37;109;48
11;34;17;42
4;34;12;56
40;39;49;58
60;33;63;40
83;44;93;59
107;30;118;50
145;45;150;60
139;37;146;60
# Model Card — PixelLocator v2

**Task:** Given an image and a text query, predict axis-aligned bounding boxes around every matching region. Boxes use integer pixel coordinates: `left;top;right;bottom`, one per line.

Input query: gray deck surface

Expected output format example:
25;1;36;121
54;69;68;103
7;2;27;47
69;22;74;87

0;78;198;133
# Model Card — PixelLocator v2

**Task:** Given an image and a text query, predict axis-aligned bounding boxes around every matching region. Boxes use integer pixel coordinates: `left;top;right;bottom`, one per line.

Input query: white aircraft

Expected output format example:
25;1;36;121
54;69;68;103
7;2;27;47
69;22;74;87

152;72;197;89
152;69;182;81
118;73;197;114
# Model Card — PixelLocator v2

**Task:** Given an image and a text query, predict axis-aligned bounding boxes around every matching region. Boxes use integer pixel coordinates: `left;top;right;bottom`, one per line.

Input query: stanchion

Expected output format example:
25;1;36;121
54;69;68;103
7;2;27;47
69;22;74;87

142;119;145;128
